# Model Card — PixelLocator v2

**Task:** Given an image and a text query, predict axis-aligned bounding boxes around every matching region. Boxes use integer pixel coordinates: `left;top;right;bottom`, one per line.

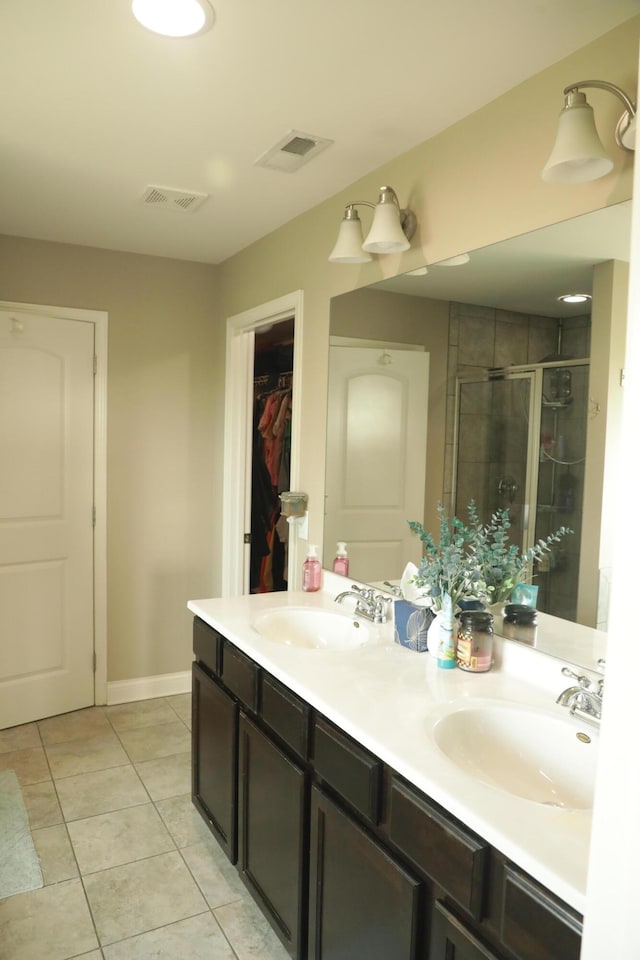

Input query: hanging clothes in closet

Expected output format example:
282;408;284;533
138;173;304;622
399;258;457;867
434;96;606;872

250;371;292;593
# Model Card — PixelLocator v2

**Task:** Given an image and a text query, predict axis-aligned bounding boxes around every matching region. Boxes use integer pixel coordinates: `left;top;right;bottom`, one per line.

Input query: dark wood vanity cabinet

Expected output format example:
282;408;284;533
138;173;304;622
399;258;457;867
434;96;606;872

191;661;238;862
499;865;582;960
238;712;307;959
309;784;423;960
191;617;583;960
430;901;502;960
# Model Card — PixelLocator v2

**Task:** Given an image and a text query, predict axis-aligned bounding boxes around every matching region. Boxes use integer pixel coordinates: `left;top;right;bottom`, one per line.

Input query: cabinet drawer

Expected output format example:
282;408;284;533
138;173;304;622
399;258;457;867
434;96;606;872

222;642;259;712
388;777;489;920
501;865;582;960
312;716;381;825
261;673;309;761
193;616;222;676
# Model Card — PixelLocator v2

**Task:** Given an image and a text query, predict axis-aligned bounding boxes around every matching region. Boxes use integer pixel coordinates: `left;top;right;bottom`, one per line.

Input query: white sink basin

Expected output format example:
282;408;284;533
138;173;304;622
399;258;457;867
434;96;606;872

252;607;370;650
432;700;598;810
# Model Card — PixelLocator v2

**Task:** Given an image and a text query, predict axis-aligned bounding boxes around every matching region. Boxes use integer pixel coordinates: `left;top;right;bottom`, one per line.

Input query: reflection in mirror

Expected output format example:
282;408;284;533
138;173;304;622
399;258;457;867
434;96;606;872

325;201;631;664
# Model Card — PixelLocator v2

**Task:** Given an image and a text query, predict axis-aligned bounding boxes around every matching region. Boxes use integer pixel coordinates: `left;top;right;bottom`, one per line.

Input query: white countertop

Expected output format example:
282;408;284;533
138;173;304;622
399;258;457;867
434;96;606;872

188;574;596;915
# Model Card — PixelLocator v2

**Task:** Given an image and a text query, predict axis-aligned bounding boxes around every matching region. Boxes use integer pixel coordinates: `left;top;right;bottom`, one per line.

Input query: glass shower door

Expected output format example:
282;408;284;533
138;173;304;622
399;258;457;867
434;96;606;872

453;372;538;555
454;363;588;621
535;363;588;621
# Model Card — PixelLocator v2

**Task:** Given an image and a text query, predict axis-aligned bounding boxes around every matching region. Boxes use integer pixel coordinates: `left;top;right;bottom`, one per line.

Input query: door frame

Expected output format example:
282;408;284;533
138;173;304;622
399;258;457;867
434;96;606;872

222;290;303;596
0;300;108;705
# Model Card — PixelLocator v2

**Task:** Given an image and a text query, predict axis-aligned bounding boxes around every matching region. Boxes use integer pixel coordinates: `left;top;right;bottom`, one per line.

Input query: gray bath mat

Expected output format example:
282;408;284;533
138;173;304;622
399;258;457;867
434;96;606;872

0;769;43;899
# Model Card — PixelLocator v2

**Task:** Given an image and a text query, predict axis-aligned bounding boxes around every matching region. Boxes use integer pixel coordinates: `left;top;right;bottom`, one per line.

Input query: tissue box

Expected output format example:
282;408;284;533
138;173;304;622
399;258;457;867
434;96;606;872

394;601;435;652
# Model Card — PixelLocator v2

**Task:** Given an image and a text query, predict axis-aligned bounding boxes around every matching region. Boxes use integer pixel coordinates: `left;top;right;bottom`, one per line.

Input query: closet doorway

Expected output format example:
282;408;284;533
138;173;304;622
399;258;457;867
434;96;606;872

251;319;294;593
222;290;303;597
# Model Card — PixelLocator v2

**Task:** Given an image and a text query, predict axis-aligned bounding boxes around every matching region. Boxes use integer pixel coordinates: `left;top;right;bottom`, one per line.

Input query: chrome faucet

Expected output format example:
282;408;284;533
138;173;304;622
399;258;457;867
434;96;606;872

334;585;391;624
556;666;604;724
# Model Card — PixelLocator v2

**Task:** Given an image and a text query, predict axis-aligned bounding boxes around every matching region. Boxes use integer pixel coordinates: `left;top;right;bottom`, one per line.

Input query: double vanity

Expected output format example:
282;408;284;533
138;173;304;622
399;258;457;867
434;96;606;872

188;572;604;960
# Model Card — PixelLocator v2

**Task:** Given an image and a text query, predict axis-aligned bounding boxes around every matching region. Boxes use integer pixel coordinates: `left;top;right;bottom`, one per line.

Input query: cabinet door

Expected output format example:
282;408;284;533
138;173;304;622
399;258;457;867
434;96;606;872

238;713;307;960
430;901;502;960
501;865;582;960
192;662;238;862
309;785;423;960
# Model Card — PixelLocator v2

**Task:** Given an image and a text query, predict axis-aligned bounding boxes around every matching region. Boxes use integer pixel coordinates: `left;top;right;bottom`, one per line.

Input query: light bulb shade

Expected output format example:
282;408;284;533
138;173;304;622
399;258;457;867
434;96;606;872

328;214;372;263
362;203;410;254
542;96;614;183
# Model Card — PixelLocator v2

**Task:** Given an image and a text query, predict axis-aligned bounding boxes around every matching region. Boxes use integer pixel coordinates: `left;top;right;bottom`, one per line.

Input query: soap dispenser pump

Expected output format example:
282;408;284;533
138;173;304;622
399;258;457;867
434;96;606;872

302;544;322;592
333;542;349;576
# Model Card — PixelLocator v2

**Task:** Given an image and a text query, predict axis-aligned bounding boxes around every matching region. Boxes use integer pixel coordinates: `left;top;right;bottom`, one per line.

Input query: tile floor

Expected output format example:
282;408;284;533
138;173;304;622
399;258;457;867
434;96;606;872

0;695;290;960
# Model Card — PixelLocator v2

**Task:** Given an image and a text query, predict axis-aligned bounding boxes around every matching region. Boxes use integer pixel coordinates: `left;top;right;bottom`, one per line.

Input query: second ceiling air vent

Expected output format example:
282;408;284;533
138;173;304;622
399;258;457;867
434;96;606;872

255;129;334;173
141;185;209;212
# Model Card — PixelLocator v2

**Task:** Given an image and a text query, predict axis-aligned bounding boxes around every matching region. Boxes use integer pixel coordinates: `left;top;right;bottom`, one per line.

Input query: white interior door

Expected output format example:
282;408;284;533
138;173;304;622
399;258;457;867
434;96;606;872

0;309;95;728
325;345;429;583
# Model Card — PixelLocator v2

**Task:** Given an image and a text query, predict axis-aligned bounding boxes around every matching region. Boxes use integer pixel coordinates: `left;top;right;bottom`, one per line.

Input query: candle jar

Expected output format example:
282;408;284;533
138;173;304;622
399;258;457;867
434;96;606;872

502;604;538;646
456;611;494;673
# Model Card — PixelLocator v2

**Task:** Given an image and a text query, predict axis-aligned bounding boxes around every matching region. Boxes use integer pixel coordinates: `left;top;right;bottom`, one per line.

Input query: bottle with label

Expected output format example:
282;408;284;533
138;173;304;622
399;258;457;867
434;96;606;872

333;542;349;576
437;593;456;670
302;544;322;592
456;611;494;672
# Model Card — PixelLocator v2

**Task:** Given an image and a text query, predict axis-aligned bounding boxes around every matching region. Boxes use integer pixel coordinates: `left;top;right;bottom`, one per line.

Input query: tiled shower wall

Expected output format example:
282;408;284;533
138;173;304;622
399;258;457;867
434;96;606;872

443;303;590;614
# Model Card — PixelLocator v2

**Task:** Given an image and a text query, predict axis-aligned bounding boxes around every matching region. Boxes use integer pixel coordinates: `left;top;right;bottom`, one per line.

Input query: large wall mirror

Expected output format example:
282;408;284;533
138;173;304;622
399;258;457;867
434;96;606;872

325;201;631;666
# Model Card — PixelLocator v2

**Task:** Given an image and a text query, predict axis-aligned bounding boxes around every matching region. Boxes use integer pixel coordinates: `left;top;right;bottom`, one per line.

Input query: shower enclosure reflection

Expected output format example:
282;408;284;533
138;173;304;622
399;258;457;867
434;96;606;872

454;358;589;622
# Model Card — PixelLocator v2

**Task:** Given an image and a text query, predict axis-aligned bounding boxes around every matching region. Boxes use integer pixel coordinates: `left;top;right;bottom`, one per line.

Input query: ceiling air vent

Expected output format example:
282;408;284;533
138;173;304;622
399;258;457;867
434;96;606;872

141;185;209;212
255;130;334;173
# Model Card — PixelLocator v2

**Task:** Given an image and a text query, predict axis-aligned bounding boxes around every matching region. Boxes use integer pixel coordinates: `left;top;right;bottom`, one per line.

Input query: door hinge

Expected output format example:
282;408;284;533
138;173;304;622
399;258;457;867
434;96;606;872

244;533;252;544
620;367;626;386
93;651;97;673
93;355;97;376
92;506;96;527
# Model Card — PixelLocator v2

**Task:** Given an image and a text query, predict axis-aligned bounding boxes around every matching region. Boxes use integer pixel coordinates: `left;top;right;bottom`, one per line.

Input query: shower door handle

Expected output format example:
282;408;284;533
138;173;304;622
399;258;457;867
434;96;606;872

497;476;518;502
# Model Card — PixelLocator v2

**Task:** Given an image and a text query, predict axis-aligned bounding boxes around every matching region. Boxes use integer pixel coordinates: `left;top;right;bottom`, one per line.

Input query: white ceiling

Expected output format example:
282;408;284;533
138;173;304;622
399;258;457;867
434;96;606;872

0;0;638;264
374;201;632;317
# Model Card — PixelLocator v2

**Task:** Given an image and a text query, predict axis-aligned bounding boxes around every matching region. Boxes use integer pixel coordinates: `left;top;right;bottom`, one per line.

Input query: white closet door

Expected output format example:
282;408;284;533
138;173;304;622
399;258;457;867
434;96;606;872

0;310;95;728
325;346;429;583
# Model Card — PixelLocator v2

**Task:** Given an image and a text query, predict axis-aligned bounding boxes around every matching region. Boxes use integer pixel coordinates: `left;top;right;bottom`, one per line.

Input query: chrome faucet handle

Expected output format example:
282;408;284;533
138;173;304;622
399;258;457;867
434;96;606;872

371;593;392;624
561;666;591;688
349;584;371;598
561;666;603;696
383;582;403;598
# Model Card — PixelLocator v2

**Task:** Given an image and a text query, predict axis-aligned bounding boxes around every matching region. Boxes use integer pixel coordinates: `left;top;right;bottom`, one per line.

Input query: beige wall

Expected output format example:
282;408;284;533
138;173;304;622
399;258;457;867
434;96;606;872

217;19;637;587
0;19;635;687
579;259;629;627
0;236;221;682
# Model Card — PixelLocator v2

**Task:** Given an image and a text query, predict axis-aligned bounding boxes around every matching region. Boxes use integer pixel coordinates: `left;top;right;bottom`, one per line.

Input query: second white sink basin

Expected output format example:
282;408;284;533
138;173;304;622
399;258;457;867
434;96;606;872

432;700;598;810
252;607;370;650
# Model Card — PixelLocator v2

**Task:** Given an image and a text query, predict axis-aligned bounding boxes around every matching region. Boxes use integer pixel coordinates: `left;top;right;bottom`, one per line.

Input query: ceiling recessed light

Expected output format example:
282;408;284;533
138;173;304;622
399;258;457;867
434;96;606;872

557;293;592;304
132;0;215;37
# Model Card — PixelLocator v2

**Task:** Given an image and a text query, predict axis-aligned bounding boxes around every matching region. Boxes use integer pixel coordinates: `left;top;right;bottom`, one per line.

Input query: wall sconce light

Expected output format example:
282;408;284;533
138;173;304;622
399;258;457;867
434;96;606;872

328;186;416;263
542;79;636;184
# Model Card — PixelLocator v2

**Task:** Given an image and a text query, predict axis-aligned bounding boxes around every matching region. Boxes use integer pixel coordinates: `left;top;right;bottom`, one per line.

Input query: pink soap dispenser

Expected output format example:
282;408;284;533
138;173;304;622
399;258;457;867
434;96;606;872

333;542;349;577
302;544;322;592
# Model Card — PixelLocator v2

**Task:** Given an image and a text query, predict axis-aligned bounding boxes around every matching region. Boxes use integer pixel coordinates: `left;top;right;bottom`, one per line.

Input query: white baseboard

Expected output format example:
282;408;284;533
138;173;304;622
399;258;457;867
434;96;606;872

106;670;192;705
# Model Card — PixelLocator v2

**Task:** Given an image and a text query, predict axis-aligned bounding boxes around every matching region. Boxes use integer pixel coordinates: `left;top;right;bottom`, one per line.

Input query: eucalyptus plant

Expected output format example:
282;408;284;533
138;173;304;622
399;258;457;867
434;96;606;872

467;504;572;603
408;500;572;608
407;502;487;609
